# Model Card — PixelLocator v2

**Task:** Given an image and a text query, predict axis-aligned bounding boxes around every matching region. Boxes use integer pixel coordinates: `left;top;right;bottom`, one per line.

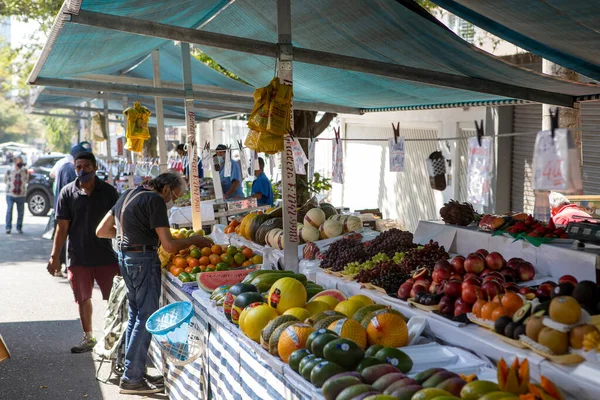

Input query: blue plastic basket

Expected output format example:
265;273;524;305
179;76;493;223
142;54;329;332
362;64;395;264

146;302;195;362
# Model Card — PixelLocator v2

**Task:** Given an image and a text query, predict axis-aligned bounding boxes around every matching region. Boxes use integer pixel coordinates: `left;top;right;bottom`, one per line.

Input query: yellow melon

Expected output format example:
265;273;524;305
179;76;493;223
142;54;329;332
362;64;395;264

305;301;333;315
283;307;311;321
334;300;364;318
328;318;368;349
240;304;278;342
366;310;408;347
312;295;339;309
277;323;315;363
268;277;307;314
348;295;375;308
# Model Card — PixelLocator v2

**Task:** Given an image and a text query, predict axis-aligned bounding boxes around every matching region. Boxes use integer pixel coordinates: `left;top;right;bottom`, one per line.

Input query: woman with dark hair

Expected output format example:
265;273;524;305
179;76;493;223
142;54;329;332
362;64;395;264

96;172;212;394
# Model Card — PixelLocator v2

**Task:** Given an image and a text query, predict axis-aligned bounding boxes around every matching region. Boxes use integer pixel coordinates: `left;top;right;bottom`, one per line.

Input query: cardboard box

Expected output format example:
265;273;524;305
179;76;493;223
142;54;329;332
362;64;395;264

0;335;11;363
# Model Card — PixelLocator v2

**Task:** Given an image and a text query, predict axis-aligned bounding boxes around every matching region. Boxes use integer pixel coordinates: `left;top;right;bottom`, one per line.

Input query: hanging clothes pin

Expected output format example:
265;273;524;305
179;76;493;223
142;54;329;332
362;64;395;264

474;119;484;147
549;108;559;139
392;122;400;143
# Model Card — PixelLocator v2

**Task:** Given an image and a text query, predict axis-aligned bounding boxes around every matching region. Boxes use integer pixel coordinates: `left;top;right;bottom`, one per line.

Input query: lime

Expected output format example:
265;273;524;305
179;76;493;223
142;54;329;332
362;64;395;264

191;266;201;274
178;272;192;282
189;273;196;281
227;246;238;256
189;248;201;259
234;252;246;265
221;254;234;265
205;265;215;272
216;262;229;271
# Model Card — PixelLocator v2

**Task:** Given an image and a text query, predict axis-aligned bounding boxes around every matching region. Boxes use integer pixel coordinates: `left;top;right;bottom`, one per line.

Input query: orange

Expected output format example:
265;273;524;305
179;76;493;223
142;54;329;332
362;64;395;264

211;245;223;255
242;248;254;259
168;264;177;274
492;295;502;304
221;244;228;253
188;258;200;268
189;248;201;259
242;261;252;267
172;267;184;277
209;254;221;266
179;248;190;256
173;256;188;269
472;299;487;319
230;219;241;228
206;264;216;271
184;266;193;274
198;256;210;266
491;306;510;321
481;302;501;321
501;293;524;316
200;247;212;257
224;227;234;234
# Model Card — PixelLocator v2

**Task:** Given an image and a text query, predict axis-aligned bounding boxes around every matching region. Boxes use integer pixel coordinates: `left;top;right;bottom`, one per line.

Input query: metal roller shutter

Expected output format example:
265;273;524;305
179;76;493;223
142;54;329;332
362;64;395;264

511;104;542;213
581;102;600;195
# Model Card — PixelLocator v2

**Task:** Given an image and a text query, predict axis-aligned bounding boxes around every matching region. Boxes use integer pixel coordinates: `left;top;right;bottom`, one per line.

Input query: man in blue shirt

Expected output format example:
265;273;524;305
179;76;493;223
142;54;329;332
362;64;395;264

251;157;274;206
215;144;244;199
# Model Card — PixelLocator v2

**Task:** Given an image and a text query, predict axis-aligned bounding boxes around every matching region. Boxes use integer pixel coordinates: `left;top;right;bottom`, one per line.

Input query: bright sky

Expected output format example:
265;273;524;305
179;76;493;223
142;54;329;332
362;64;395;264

10;17;44;49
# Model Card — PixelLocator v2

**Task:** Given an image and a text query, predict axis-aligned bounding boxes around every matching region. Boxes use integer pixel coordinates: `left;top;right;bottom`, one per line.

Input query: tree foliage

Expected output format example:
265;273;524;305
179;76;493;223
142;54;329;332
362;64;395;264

0;96;43;143
191;48;248;84
42;112;77;153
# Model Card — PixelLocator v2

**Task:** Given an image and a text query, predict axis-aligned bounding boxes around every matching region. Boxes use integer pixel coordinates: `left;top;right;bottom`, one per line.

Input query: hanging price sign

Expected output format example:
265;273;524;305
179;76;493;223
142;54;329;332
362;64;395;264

332;127;343;184
388;137;405;172
290;138;308;175
467;136;493;206
533;129;568;191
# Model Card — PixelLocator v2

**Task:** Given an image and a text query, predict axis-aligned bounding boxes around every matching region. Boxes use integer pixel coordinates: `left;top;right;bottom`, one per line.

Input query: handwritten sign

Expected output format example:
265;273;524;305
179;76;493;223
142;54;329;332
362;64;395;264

290;138;308;175
467;136;493;206
283;136;299;244
533;129;568;191
186;110;202;230
388;137;405;172
308;137;316;180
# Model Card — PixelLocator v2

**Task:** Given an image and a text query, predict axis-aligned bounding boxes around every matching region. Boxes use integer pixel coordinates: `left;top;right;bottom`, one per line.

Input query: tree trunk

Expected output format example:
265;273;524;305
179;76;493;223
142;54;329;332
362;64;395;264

145;126;158;158
292;110;337;205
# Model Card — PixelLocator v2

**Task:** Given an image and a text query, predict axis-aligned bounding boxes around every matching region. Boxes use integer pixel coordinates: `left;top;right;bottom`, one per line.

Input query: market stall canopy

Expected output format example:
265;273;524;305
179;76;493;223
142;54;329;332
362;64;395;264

28;0;600;112
429;0;600;82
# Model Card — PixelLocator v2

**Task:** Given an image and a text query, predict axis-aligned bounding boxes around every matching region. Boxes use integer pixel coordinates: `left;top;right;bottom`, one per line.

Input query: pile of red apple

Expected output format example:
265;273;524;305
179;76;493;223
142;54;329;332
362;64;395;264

397;249;537;318
505;215;567;239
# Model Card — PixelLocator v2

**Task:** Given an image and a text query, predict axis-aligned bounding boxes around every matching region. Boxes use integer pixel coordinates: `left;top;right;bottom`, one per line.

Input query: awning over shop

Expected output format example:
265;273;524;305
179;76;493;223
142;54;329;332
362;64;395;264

430;0;600;82
28;0;600;113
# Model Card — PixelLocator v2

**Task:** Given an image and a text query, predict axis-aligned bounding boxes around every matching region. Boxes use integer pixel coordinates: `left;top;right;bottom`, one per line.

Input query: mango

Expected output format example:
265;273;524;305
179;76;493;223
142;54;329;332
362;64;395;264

411;388;453;400
435;377;467;396
479;392;519;400
422;371;458;388
361;364;401;384
335;384;375;400
388;384;423;400
321;375;362;400
413;368;445;384
460;381;500;400
383;378;419;395
363;396;398;400
372;372;408;392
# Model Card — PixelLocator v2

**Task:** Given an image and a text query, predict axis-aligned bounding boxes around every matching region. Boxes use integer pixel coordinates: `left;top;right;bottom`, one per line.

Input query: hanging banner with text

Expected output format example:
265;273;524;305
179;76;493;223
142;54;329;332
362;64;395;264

388;137;406;172
467;136;493;206
532;129;582;192
186;108;202;230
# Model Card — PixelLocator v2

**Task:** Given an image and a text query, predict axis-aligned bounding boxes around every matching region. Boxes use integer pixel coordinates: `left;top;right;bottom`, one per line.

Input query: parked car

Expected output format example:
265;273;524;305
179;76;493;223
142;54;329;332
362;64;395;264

25;154;111;217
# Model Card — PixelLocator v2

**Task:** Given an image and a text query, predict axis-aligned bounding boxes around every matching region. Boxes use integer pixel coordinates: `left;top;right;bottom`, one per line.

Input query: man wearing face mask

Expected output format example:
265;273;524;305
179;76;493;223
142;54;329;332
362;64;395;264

47;152;120;354
4;156;28;234
214;144;244;199
96;172;213;394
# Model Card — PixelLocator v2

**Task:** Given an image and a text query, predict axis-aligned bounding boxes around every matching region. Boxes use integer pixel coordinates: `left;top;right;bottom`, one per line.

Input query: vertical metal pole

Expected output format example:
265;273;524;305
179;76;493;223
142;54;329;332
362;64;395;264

181;42;202;231
278;0;298;272
152;49;168;173
103;99;114;185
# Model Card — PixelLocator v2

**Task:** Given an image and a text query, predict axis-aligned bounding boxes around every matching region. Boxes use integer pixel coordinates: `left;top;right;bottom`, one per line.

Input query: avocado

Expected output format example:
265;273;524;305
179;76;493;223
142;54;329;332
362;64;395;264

298;354;317;374
355;356;385;372
573;281;598;308
552;282;574;298
374;347;413;373
288;349;311;373
365;344;385;358
494;316;513;334
323;338;365;370
533;300;551;316
311;333;339;358
310;361;346;388
306;328;336;352
301;357;323;381
504;322;519;339
513;324;526;340
512;303;532;324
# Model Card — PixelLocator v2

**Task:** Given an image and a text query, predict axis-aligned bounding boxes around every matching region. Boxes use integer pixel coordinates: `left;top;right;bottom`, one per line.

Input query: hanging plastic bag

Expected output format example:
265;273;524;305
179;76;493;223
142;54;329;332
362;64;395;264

123;102;152;153
467;137;493;206
426;151;447;191
247;81;274;133
532;128;582;193
245;129;284;154
308;137;316;180
224;148;232;178
92;113;107;142
238;141;250;179
267;78;293;136
332;128;343;184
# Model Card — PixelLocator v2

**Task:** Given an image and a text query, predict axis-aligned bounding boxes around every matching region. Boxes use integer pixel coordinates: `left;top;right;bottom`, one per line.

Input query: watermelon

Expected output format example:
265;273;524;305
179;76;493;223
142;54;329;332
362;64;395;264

198;268;259;292
310;289;347;303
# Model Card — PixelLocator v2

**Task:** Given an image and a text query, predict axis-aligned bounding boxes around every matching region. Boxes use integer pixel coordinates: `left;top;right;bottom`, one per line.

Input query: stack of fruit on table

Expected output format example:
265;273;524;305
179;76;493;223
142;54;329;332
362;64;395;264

478;214;568;240
320;357;564;400
228;200;364;250
397;249;537;318
166;243;262;284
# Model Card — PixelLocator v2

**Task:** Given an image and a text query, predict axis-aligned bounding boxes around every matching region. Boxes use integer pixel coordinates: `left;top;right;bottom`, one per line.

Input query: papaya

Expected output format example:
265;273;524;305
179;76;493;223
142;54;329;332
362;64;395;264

242;269;293;283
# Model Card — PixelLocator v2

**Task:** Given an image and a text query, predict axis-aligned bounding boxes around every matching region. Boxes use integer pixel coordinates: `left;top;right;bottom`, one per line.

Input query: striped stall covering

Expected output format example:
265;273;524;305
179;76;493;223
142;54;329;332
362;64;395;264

151;273;319;400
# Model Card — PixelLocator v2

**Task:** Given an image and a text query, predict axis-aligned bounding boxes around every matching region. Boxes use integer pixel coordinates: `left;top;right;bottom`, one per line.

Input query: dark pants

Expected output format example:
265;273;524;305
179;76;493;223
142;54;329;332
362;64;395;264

118;250;161;384
6;196;25;231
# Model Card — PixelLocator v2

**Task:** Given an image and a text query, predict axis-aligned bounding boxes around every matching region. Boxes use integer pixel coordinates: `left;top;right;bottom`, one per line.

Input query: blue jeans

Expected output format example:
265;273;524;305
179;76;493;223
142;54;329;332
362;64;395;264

6;196;25;231
118;251;161;384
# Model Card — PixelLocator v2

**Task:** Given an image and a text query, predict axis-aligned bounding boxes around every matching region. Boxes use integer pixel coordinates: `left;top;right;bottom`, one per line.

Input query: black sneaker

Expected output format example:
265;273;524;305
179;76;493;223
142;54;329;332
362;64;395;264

144;373;165;387
5;230;10;235
119;379;164;394
71;335;97;353
17;229;23;234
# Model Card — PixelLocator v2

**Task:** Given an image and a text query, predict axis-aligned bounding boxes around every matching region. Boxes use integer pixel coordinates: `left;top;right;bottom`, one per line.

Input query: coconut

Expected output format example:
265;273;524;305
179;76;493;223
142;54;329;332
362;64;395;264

319;220;343;240
343;216;363;233
299;224;320;243
304;208;326;228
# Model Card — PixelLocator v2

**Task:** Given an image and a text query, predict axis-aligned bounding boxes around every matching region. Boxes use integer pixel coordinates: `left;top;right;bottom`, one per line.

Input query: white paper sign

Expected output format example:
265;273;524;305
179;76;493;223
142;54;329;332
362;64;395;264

467;136;493;206
532;129;568;191
290;138;309;175
332;140;344;184
224;149;232;178
238;146;249;179
388;137;405;172
308;137;316;180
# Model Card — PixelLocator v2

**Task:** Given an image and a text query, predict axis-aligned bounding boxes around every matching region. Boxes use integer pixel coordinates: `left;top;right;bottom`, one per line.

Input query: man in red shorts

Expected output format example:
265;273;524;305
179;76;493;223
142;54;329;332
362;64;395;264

47;151;119;353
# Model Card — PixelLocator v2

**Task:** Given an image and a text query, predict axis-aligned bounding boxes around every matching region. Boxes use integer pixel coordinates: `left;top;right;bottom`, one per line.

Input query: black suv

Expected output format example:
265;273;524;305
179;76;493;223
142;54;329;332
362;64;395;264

26;155;66;216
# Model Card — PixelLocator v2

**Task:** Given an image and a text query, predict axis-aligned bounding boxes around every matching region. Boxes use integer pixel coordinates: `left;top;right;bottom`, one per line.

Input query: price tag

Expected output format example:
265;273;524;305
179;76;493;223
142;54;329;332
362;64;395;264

290;138;308;175
308;137;316;180
224;149;232;178
533;129;568;191
388;137;405;172
467;136;493;206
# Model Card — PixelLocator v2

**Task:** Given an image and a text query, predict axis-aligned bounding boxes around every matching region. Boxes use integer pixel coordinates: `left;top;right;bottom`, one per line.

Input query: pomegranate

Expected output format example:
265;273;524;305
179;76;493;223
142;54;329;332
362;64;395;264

412;267;430;280
535;283;553;300
454;298;473;316
450;256;466;275
444;280;462;298
410;284;427;299
450;273;463;282
462;277;482;290
462;285;483;304
398;283;413;300
464;254;485;274
504;282;520;292
519;287;535;296
517;261;535;282
485;252;505;271
500;267;517;279
464;273;479;281
482;271;505;283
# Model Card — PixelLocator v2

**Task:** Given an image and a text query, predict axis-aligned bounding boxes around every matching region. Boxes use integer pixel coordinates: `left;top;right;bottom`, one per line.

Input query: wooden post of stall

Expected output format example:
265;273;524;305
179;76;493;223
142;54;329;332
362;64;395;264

181;42;202;231
277;0;299;272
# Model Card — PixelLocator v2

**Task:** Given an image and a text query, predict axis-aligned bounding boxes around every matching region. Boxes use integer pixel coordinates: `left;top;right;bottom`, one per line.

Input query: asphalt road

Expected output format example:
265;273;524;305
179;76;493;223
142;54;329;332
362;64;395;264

0;168;165;400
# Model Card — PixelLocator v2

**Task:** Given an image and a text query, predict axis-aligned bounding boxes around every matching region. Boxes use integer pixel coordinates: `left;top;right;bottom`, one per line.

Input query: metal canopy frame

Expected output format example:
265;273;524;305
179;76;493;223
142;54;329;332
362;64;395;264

33;102;188;121
38;9;589;108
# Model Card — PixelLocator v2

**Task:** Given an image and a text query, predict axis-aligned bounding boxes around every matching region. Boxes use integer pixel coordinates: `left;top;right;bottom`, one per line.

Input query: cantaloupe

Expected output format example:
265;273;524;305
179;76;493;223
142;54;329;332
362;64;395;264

299;224;320;243
366;309;408;347
319;220;343;239
304;208;326;229
328;318;368;349
343;216;363;233
277;323;315;363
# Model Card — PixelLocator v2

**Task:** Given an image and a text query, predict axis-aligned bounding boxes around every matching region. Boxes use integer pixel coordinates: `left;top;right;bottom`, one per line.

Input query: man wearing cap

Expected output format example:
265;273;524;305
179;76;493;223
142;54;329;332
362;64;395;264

215;144;244;199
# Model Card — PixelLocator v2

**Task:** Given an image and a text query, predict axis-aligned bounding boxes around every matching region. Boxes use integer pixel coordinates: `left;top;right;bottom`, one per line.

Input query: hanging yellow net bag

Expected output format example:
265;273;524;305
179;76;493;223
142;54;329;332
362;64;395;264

124;102;152;153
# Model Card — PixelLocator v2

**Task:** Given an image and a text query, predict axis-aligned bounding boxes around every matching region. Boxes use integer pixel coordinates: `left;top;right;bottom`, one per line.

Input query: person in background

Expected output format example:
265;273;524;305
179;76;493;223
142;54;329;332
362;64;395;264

215;144;244;199
250;157;274;206
96;172;213;394
4;156;28;234
176;143;203;179
47;152;120;354
549;192;592;226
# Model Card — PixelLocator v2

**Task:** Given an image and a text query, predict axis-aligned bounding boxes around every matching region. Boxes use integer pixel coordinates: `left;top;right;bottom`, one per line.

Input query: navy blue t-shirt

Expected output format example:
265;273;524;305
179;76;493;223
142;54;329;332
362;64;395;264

251;172;274;206
54;162;77;211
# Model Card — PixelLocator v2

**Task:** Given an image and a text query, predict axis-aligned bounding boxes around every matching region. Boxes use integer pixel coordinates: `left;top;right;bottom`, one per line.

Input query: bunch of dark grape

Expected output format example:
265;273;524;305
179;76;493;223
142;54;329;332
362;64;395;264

354;261;411;294
400;240;449;272
365;229;417;258
320;238;369;271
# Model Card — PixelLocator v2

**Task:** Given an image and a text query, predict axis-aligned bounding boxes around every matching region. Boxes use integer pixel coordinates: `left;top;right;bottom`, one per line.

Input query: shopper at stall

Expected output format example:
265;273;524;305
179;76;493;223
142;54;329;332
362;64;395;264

177;143;203;179
215;144;244;199
4;156;28;234
549;192;592;226
250;157;274;206
96;172;213;395
47;151;120;354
